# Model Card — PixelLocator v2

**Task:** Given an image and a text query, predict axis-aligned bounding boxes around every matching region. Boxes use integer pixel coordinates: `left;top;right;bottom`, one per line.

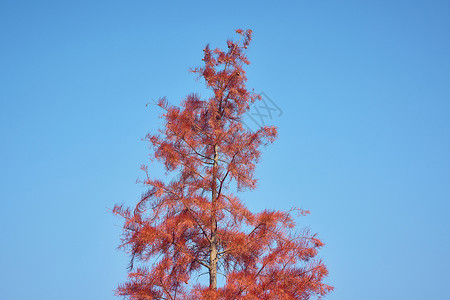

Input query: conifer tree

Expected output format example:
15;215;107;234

114;29;333;299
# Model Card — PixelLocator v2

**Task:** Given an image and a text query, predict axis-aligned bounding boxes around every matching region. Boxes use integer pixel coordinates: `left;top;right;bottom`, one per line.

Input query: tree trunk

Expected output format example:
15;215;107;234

209;144;219;291
209;231;218;289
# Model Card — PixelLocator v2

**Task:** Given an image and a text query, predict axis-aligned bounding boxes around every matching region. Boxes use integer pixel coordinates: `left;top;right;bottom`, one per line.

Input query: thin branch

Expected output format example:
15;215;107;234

159;185;212;244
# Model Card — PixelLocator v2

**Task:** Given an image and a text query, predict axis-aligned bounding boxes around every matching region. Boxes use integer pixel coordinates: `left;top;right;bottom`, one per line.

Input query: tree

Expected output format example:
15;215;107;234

113;29;333;299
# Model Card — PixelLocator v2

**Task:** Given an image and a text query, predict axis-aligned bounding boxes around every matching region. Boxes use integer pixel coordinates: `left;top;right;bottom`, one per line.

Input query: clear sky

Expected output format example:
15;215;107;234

1;1;449;299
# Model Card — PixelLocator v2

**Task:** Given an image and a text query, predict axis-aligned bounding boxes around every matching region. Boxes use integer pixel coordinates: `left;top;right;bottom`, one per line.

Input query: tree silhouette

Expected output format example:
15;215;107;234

114;29;333;299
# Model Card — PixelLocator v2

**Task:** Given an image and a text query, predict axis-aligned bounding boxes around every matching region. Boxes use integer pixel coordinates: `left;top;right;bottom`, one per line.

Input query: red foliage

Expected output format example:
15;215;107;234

114;29;333;299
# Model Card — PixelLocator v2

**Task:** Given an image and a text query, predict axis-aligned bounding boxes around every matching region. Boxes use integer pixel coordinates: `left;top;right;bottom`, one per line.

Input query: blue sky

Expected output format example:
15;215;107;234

1;1;449;299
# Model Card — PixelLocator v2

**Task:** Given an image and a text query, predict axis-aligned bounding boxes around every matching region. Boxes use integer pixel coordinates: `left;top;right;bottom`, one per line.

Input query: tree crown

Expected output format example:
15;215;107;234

114;29;332;300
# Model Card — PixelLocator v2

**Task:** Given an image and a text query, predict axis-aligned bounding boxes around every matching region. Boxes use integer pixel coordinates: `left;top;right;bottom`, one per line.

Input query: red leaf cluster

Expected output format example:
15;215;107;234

114;29;332;299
